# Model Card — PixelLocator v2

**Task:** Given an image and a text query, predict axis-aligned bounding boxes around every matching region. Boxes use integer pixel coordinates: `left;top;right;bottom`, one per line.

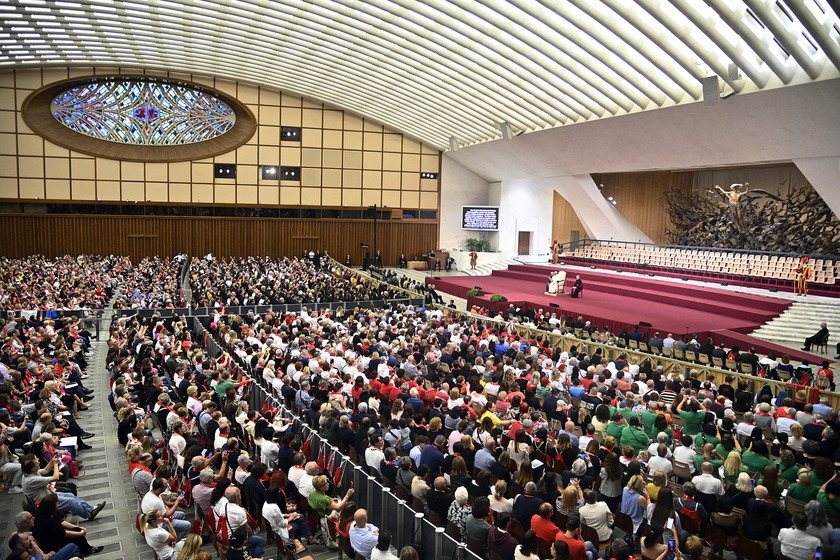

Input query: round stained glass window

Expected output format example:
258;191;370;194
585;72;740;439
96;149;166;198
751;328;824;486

23;75;256;162
51;79;236;146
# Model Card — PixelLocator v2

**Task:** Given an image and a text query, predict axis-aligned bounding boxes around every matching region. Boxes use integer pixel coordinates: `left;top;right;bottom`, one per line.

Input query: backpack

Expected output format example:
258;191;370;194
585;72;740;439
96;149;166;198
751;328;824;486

676;498;701;532
215;505;231;546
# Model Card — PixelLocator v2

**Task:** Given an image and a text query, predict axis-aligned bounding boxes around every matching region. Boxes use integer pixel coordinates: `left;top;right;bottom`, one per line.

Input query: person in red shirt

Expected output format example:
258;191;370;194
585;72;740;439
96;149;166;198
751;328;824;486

555;515;591;559
530;503;559;544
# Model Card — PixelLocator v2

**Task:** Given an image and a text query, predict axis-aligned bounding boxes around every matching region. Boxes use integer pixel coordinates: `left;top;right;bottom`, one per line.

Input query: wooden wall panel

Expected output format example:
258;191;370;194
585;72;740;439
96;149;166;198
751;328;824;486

0;215;438;265
590;170;694;244
552;191;589;244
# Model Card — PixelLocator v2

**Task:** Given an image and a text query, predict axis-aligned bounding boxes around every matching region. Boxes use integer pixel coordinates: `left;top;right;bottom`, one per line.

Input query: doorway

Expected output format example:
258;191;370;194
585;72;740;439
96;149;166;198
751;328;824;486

518;231;531;255
570;230;581;252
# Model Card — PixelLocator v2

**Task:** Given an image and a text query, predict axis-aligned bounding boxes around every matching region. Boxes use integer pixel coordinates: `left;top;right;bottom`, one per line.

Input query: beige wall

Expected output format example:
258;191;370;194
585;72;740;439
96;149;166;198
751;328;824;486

0;67;441;211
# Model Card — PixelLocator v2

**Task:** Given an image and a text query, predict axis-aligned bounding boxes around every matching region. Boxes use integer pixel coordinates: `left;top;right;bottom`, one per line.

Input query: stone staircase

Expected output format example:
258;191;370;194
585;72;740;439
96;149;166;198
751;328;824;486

749;299;840;359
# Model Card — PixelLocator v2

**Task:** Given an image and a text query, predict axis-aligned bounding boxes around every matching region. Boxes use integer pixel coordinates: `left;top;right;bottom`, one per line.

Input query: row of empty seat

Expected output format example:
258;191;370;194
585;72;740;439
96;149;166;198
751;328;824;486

572;244;838;284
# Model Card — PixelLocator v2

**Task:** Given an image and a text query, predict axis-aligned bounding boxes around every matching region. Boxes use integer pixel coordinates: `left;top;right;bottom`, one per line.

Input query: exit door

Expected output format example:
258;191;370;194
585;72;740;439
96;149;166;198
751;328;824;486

518;231;531;255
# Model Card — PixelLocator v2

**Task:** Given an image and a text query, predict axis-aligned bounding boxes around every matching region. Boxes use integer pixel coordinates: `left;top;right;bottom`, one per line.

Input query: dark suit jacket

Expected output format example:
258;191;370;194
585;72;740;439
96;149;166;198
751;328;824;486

427;489;454;521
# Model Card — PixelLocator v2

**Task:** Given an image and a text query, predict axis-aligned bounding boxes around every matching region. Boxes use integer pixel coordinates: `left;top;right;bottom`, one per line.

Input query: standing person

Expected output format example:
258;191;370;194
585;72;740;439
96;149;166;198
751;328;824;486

469;249;478;271
375;251;383;267
803;322;829;352
345;255;351;267
796;257;812;296
570;276;583;298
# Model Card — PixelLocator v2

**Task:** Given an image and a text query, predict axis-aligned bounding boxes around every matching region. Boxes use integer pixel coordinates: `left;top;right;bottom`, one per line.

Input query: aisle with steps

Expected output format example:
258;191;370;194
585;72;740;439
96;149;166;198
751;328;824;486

750;300;840;360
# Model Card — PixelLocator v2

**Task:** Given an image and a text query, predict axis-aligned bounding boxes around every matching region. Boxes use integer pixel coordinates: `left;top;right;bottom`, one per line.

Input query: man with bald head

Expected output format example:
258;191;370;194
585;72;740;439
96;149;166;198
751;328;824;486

349;509;379;560
691;461;724;497
223;486;265;557
749;485;791;530
427;476;454;521
298;461;320;498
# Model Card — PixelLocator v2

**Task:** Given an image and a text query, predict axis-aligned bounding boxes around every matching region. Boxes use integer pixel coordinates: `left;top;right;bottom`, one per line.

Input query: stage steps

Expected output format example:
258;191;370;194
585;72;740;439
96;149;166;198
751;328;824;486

749;300;840;359
462;257;522;277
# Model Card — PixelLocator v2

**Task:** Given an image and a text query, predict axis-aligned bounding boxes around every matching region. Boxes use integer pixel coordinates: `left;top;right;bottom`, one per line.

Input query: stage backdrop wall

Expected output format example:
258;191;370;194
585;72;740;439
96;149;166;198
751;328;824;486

0;214;438;264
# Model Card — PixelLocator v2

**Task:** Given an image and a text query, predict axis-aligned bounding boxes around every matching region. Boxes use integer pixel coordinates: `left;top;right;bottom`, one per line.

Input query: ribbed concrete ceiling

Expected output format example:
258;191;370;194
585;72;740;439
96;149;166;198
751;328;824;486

2;0;839;151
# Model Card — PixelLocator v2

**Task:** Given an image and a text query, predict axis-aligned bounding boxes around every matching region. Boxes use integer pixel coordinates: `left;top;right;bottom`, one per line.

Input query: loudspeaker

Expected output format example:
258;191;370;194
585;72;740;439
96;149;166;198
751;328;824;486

702;76;720;105
365;251;371;259
769;287;778;292
721;282;729;286
363;257;373;270
616;269;622;273
681;277;689;281
639;321;652;327
365;207;376;219
591;266;596;269
474;286;482;290
434;276;441;280
648;273;655;277
549;303;559;308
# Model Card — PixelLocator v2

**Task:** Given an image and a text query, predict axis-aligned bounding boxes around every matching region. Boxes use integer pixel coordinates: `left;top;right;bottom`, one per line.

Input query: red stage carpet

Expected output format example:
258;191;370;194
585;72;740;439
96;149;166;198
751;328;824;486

426;265;825;363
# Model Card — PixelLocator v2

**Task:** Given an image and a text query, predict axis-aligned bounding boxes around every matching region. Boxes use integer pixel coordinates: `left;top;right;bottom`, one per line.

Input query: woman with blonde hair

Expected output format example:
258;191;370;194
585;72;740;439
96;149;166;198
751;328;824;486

723;450;747;484
489;480;512;513
646;470;668;503
176;534;202;560
620;474;648;533
789;422;806;453
143;508;183;560
556;484;583;516
513;459;534;492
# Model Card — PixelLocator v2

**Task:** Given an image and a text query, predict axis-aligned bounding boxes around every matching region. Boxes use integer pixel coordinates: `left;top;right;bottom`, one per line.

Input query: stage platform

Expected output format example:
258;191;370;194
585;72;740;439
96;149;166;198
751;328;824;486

426;264;826;363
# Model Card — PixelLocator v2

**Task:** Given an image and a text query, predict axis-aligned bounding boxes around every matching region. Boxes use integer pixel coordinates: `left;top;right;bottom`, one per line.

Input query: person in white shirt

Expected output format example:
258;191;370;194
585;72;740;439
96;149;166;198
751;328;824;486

141;508;184;560
673;435;697;475
222;487;265;557
169;421;187;469
234;454;251;486
141;478;191;541
288;453;306;488
298;462;320;499
776;408;798;436
648;434;673;459
778;512;821;560
370;530;399;560
691;462;724;497
647;444;673;477
578;425;595;453
365;435;386;476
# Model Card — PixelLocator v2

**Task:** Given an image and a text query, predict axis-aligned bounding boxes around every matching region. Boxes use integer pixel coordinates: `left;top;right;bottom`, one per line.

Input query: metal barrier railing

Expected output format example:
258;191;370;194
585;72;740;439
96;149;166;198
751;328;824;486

190;316;481;560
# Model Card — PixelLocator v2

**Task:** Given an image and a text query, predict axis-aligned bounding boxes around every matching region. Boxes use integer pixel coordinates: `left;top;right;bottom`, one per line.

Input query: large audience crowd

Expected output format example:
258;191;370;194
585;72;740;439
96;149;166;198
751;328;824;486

3;253;839;560
0;255;127;311
188;256;401;308
112;255;187;310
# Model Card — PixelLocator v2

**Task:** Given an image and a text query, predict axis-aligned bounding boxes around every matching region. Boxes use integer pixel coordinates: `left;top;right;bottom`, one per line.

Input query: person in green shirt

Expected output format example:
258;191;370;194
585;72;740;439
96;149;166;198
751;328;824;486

741;440;772;473
817;475;840;520
640;405;659;437
715;433;740;461
607;412;627;442
215;370;235;399
620;416;650;456
650;414;673;444
676;397;705;437
695;443;724;478
787;470;819;503
619;401;637;423
776;450;800;485
308;474;354;518
695;423;721;452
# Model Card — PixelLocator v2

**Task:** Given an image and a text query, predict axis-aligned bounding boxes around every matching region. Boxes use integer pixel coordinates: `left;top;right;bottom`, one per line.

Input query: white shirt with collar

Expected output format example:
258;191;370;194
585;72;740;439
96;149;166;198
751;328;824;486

691;472;724;497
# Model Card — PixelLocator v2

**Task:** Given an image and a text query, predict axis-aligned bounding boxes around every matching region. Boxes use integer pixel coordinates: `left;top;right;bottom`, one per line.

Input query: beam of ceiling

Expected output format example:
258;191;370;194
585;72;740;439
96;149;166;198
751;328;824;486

1;0;838;151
